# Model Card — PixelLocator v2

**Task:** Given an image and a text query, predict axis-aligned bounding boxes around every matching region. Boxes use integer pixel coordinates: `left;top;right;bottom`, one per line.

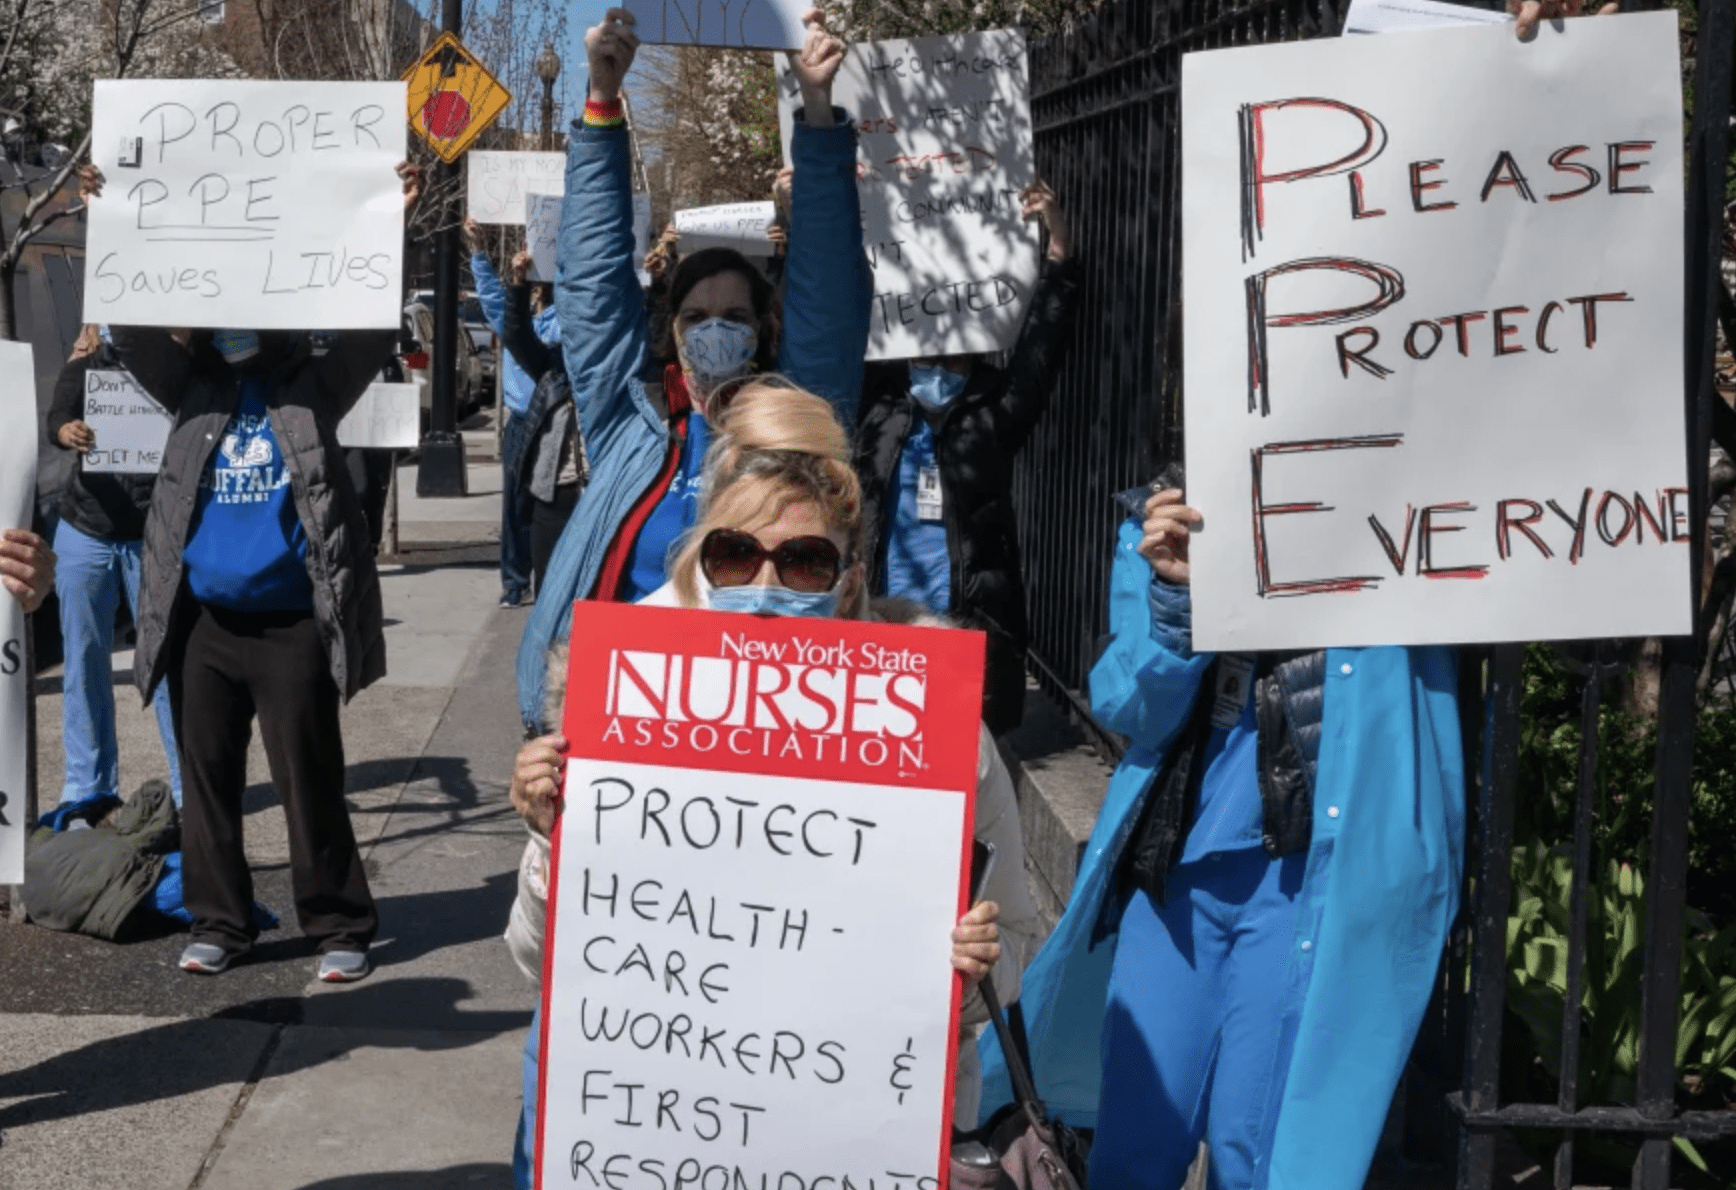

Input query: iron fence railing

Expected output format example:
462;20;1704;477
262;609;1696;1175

1015;0;1736;1184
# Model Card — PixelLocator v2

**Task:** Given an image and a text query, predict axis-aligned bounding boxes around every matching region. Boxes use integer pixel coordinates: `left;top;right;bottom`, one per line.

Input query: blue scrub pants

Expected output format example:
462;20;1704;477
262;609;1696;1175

53;520;182;805
513;1007;540;1190
1090;846;1305;1190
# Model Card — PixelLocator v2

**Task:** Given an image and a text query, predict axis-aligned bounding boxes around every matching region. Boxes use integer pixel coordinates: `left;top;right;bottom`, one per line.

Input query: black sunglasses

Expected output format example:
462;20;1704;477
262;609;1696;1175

700;529;843;594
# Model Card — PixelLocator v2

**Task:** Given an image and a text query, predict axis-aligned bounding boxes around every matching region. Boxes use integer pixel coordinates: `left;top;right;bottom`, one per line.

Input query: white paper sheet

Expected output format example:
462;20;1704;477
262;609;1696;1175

525;191;563;285
467;150;566;224
1;339;36;885
1180;14;1690;649
1343;0;1512;33
83;79;408;329
336;382;420;449
81;369;170;475
674;201;774;255
776;30;1040;360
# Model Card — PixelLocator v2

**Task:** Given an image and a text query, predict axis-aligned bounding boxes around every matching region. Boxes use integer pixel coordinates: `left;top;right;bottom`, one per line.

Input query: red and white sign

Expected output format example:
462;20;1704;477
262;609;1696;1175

537;601;985;1189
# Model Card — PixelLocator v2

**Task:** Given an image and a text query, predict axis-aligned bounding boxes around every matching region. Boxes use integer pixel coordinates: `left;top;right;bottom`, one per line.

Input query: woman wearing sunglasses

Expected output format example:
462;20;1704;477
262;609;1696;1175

503;379;1038;1184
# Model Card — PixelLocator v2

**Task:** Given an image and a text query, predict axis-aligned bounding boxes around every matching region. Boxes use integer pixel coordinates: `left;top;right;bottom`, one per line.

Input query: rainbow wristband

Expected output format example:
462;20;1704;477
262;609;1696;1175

583;98;624;128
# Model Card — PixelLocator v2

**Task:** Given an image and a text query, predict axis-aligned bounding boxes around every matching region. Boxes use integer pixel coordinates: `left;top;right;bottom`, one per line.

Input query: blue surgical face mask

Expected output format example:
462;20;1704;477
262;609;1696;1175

705;580;840;619
212;329;260;365
910;364;968;411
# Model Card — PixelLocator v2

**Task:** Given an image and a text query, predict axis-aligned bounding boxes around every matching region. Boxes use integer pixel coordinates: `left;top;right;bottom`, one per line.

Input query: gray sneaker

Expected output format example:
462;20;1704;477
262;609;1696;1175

179;942;234;975
317;950;369;983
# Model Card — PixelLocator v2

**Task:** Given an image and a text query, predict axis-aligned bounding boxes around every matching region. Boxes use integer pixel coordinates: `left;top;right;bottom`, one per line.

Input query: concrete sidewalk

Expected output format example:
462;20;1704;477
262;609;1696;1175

2;436;534;1190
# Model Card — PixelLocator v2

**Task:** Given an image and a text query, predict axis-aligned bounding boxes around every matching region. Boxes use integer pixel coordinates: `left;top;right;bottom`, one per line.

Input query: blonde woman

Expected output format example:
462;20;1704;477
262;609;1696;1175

502;379;1038;1185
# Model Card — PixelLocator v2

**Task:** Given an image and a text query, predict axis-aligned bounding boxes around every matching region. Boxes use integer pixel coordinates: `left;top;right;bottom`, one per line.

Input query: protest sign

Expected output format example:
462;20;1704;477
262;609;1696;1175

1180;14;1689;650
673;201;774;255
1342;0;1511;33
625;0;807;49
337;382;420;450
0;340;35;885
776;30;1040;360
633;192;653;263
468;150;566;224
538;601;984;1189
526;192;563;284
82;369;170;475
84;79;408;330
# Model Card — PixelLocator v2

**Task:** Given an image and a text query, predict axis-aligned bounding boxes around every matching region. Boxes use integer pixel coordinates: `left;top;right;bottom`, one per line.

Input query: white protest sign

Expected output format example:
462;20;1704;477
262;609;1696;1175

82;369;170;475
1181;14;1689;651
625;0;807;49
468;150;565;224
525;191;563;285
1343;0;1511;33
777;31;1039;360
633;192;653;263
673;201;774;255
538;601;984;1188
337;382;420;449
84;79;408;330
1;339;35;885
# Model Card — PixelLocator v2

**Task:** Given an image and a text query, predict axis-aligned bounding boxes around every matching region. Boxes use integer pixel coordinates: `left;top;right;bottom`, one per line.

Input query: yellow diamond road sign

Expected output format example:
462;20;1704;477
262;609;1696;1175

403;32;513;163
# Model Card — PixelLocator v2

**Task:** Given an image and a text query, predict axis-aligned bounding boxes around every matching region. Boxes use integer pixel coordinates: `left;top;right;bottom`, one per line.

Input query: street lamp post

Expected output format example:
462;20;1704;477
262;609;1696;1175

535;44;561;152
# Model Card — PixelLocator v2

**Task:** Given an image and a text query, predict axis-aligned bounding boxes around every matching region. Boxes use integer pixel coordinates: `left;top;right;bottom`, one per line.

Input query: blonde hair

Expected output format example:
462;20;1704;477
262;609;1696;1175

669;376;867;617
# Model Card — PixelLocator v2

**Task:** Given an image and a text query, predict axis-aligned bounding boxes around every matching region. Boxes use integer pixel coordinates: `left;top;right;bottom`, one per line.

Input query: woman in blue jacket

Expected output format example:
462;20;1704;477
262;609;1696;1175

514;6;871;735
982;484;1465;1190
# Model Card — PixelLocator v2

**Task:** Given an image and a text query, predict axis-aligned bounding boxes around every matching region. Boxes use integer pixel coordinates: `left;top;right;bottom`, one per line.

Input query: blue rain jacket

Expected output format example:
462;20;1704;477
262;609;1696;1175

981;514;1465;1190
471;252;560;418
515;109;871;732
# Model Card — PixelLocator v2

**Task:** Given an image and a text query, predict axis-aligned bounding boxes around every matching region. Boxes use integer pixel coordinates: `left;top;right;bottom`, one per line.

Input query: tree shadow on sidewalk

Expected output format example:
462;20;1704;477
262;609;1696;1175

0;977;527;1133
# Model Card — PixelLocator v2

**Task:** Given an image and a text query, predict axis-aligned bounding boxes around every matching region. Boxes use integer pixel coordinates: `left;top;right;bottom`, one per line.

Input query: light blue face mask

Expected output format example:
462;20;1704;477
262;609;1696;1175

910;364;968;411
211;329;260;364
706;581;840;619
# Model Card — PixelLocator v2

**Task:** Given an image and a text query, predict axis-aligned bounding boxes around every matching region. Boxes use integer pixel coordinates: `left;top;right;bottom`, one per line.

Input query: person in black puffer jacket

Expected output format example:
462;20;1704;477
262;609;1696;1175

44;325;183;808
853;181;1081;736
497;248;589;594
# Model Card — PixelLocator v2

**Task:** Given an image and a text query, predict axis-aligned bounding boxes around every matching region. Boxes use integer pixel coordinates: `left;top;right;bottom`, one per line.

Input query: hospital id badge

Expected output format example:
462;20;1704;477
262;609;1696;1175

917;466;943;522
1211;654;1256;728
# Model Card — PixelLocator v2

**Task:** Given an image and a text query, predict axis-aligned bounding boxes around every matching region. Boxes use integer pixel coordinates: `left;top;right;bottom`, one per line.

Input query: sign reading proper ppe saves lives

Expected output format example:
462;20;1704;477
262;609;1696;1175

83;79;408;329
1181;14;1689;650
0;339;35;885
538;601;985;1189
776;30;1039;360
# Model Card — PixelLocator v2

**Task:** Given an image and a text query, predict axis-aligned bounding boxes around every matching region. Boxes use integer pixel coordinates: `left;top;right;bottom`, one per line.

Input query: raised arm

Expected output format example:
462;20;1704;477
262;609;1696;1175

996;183;1082;453
775;9;870;427
501;270;555;380
558;9;649;425
464;219;509;338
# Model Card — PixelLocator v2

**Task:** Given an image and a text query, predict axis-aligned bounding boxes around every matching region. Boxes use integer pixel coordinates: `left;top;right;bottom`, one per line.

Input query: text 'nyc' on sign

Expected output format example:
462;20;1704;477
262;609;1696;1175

1182;15;1689;650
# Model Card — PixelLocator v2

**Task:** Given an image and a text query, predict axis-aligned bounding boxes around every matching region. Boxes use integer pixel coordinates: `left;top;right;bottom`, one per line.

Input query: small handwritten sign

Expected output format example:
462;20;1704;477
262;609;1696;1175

83;79;408;330
468;150;565;224
336;382;419;449
82;369;171;474
673;201;774;255
0;339;35;885
1181;14;1690;649
777;30;1039;360
526;192;563;285
537;601;984;1188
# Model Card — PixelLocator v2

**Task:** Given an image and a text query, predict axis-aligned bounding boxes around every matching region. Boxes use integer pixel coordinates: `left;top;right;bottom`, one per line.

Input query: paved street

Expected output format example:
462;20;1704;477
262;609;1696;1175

1;437;536;1190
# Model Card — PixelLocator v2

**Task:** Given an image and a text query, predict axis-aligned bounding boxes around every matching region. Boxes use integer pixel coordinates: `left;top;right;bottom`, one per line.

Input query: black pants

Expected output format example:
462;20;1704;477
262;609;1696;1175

167;602;376;954
531;483;580;595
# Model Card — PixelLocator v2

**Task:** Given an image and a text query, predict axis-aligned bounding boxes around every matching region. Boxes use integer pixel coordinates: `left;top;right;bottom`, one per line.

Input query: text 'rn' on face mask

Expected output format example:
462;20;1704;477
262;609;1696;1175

678;318;757;396
910;364;968;411
705;580;840;619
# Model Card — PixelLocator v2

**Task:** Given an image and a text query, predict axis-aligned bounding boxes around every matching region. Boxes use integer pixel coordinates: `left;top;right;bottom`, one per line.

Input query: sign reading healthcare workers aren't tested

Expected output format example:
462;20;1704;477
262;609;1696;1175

538;601;985;1190
83;79;408;330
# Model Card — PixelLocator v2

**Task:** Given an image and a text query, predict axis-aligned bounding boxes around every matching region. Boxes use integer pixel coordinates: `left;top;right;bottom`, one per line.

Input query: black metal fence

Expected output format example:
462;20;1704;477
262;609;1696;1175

1014;0;1736;1185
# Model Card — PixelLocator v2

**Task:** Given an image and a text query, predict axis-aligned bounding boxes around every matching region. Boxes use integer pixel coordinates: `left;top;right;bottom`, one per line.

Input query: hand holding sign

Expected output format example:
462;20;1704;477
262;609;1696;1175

0;529;53;615
511;732;566;837
585;7;640;103
789;7;844;127
1139;490;1203;587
